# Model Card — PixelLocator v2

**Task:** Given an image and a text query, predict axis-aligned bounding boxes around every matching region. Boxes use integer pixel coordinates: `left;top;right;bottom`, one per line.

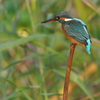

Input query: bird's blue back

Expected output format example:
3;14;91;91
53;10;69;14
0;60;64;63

64;18;91;54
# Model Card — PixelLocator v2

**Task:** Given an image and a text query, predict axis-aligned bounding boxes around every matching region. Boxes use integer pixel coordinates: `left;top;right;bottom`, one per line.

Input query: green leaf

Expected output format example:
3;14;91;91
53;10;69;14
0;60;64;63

1;77;35;100
15;86;40;92
1;77;17;87
0;53;42;72
0;34;66;60
53;68;95;100
0;34;47;52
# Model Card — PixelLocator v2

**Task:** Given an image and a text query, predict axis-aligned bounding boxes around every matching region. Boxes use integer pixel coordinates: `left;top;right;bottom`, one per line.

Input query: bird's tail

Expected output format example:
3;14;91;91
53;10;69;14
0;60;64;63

85;39;91;54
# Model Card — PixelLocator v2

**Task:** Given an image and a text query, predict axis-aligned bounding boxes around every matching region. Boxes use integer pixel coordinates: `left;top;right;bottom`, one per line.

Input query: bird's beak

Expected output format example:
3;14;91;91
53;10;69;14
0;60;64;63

41;18;55;23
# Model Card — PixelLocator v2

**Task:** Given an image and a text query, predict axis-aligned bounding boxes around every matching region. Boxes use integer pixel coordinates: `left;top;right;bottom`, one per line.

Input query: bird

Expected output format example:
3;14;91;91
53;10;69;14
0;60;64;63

41;11;91;54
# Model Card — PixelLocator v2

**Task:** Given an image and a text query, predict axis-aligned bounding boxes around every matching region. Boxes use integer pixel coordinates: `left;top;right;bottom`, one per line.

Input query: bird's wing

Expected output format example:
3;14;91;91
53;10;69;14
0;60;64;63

64;21;90;45
68;19;91;39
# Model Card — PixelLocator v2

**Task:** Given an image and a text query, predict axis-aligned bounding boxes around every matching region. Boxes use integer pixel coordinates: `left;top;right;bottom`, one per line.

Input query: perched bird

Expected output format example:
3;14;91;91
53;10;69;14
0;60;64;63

41;11;91;54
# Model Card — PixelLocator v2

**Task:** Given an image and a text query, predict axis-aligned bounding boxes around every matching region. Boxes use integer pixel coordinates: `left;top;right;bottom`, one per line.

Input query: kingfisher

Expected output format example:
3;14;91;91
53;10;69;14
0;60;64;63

41;11;91;54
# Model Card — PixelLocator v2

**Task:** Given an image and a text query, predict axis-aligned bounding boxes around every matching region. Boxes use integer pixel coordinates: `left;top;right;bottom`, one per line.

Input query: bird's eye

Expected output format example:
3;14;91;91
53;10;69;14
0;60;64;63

55;16;60;20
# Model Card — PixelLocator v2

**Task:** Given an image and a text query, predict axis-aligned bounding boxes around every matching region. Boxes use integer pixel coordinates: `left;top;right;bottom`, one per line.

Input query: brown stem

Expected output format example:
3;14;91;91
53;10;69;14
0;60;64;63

63;43;76;100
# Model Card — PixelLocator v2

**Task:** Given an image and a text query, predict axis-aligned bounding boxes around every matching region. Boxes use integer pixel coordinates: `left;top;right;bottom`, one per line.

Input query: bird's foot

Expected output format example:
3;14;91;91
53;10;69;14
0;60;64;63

71;43;77;47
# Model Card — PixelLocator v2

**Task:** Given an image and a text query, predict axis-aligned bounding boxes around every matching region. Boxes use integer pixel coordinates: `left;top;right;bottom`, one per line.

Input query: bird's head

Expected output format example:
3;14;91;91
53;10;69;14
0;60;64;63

41;11;74;24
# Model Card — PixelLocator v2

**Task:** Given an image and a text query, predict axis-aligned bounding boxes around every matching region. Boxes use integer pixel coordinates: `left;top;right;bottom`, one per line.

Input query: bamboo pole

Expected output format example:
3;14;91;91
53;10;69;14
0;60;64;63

63;43;76;100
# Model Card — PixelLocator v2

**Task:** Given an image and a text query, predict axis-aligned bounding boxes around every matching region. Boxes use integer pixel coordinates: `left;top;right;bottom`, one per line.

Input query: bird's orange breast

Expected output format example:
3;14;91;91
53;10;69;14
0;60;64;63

62;24;85;49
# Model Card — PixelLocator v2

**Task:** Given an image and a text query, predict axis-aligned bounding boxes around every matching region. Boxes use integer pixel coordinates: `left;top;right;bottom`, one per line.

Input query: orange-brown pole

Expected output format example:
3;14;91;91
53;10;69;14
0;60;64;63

63;43;76;100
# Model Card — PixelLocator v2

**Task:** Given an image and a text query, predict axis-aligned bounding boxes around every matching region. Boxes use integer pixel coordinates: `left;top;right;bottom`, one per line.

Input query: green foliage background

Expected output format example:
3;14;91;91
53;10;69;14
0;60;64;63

0;0;100;100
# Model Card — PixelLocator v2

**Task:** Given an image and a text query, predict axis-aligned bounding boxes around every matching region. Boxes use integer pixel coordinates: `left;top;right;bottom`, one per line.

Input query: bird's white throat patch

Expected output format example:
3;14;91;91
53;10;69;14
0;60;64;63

64;18;72;22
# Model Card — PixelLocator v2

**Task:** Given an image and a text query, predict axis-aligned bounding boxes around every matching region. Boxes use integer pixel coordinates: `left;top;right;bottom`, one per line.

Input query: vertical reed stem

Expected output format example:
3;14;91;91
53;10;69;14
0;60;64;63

25;1;48;100
63;43;76;100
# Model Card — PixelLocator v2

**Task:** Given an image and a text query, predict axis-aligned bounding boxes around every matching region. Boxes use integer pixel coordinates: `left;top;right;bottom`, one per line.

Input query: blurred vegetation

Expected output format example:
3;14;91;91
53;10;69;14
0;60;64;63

0;0;100;100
